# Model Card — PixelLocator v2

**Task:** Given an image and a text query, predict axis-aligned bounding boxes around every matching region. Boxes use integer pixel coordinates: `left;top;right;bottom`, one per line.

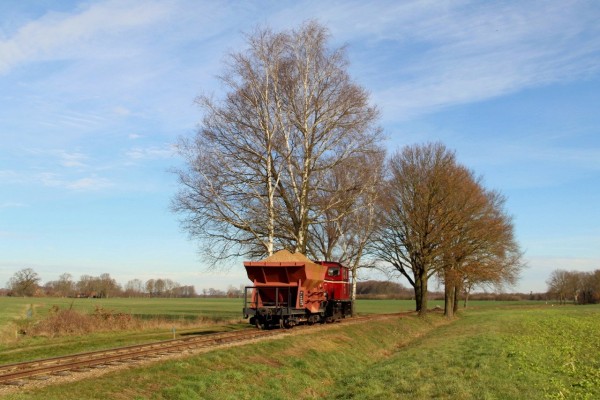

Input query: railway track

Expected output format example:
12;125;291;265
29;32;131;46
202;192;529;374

0;312;406;387
0;328;278;386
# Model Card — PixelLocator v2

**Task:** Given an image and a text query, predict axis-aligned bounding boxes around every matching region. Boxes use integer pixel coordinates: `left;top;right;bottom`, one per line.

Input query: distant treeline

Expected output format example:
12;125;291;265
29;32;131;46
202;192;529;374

355;280;547;302
3;268;197;298
7;266;595;303
546;269;600;304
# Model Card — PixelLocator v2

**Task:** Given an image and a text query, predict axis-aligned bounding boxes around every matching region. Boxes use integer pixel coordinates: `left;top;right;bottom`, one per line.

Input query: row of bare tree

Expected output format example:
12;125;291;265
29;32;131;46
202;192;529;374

546;269;600;304
172;21;524;317
4;269;196;298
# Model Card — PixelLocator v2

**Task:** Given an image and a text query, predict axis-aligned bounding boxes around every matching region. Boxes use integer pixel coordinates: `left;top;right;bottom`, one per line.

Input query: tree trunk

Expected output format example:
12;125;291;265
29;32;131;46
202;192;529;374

463;285;472;308
453;282;461;314
415;269;428;315
350;266;357;317
444;282;454;318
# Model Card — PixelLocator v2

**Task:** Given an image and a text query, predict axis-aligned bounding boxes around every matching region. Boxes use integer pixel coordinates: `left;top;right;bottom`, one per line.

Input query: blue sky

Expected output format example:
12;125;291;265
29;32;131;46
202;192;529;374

1;0;599;293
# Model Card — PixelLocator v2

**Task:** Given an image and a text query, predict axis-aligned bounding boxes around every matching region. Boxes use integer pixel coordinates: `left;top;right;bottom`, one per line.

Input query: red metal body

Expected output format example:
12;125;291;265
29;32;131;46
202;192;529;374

243;250;353;329
244;257;327;313
317;261;351;301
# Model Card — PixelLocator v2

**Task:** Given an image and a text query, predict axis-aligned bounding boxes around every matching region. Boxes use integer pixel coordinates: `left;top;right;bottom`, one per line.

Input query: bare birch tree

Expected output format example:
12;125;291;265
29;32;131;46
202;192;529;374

307;149;385;315
173;21;382;265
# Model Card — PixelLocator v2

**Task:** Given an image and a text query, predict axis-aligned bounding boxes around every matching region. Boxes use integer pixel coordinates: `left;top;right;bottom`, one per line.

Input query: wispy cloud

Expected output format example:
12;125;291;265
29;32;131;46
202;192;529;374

0;202;27;209
0;170;22;184
126;145;174;161
3;1;598;127
114;106;132;116
37;172;112;191
23;148;89;168
0;0;172;75
361;1;600;119
66;176;113;190
265;1;600;120
59;151;87;168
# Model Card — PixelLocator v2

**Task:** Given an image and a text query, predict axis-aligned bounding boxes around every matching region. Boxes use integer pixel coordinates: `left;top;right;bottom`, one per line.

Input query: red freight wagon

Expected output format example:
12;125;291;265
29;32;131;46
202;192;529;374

243;250;353;329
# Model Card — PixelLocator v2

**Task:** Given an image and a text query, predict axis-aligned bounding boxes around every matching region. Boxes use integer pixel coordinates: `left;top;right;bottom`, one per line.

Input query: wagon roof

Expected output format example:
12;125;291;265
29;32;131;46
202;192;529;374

244;249;317;267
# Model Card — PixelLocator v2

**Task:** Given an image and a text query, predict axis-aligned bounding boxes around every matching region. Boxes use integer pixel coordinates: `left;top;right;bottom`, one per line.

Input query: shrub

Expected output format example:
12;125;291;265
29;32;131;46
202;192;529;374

25;306;202;338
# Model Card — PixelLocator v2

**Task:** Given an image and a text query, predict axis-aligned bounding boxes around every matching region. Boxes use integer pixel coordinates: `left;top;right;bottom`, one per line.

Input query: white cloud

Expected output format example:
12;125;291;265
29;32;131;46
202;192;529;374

363;1;600;120
0;202;27;209
0;0;173;74
23;148;89;168
265;1;600;121
37;172;112;191
126;145;174;160
66;176;112;190
114;107;132;116
3;1;599;124
0;170;22;183
59;151;87;168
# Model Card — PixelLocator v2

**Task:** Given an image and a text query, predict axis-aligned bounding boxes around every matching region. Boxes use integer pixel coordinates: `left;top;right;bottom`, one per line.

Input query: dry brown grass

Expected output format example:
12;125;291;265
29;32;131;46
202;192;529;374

21;305;205;338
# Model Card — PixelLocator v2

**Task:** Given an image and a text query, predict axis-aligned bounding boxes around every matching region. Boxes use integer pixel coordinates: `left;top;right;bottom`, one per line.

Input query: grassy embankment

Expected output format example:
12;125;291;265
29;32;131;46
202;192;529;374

0;297;418;363
1;302;598;399
0;297;244;364
0;297;545;364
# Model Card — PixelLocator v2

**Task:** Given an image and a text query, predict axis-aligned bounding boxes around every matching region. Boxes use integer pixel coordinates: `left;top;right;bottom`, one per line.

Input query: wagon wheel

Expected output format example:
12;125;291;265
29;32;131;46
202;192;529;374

282;319;294;329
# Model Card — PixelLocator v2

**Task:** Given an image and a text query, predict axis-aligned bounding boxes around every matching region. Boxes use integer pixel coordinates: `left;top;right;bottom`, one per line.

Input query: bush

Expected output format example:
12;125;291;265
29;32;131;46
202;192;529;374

24;306;200;338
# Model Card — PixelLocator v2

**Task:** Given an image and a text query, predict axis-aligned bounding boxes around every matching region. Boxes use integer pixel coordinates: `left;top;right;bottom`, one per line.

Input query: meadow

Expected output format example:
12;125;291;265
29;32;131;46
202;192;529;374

1;298;598;399
0;297;418;364
0;295;541;325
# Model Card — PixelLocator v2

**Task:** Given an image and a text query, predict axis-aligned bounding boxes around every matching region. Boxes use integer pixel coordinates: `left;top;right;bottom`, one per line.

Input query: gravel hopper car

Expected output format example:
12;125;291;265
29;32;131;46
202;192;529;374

243;250;352;329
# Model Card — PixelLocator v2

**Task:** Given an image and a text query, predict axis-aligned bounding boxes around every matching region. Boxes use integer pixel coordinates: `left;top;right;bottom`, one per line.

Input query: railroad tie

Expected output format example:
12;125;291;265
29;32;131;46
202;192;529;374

3;380;26;386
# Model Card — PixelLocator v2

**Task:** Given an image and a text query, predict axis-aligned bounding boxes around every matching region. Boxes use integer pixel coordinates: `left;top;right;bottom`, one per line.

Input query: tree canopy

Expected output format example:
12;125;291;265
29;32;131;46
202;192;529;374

372;143;523;315
7;268;41;297
173;20;383;266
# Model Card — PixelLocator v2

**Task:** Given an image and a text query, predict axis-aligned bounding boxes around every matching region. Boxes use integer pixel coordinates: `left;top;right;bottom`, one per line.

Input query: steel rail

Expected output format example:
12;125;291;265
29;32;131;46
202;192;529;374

0;312;407;386
0;329;277;385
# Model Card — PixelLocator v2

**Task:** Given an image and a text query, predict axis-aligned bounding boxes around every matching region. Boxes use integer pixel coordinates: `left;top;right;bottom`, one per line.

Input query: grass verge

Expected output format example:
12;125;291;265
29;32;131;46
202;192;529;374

2;304;599;400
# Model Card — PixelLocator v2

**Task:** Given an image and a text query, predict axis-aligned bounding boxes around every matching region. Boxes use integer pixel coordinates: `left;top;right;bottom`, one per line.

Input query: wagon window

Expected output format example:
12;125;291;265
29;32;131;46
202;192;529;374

328;267;340;277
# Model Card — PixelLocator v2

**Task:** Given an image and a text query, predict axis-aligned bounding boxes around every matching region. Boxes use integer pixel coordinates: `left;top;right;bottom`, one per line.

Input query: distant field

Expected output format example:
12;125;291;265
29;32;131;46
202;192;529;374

0;296;548;326
2;303;598;400
0;297;242;326
0;297;418;330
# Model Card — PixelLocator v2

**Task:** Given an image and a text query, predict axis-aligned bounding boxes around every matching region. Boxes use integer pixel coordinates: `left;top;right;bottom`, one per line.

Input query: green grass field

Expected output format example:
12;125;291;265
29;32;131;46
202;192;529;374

0;297;417;364
0;295;544;325
1;303;598;400
2;298;597;399
0;297;243;324
0;297;553;364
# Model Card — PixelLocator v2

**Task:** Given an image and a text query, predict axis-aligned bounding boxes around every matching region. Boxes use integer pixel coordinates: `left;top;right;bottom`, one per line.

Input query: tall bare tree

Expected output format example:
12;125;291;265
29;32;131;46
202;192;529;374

437;172;523;317
546;269;581;304
372;144;458;315
373;143;522;316
44;273;75;297
173;21;382;265
8;268;41;297
124;279;144;297
307;149;385;315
